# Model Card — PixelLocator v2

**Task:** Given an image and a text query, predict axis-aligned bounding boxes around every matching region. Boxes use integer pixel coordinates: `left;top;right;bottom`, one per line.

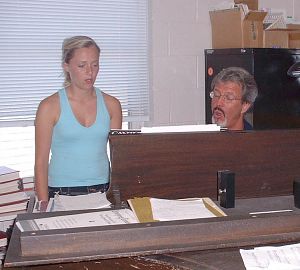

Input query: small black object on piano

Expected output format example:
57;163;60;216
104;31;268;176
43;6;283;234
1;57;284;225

217;170;235;208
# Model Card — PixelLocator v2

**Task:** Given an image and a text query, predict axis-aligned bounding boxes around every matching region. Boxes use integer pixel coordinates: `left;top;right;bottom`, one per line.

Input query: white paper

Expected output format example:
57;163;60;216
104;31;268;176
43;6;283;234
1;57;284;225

141;124;221;133
150;198;216;221
17;208;138;231
51;192;111;211
33;192;112;212
240;243;300;270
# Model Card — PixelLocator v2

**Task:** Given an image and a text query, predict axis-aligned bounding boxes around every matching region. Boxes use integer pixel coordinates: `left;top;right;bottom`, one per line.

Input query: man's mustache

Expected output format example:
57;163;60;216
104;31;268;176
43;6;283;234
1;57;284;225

213;107;225;116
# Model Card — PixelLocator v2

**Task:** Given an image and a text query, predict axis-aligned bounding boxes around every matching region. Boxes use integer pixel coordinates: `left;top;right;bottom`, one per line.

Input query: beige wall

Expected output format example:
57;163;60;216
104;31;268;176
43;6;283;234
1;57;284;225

149;0;298;126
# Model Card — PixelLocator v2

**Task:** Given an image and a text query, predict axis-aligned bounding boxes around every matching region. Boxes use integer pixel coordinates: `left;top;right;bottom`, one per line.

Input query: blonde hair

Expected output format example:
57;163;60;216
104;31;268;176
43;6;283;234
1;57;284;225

62;36;100;88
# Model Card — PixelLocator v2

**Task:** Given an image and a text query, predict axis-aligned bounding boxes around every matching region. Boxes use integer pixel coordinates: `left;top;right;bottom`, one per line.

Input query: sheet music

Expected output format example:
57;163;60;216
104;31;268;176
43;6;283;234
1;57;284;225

16;208;138;232
240;243;300;270
141;124;221;133
51;192;111;211
33;192;112;212
150;198;216;221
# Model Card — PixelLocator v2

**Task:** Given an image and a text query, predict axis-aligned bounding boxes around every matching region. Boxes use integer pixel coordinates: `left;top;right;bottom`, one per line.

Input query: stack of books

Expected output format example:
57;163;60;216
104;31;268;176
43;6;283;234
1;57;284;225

0;166;23;195
0;192;29;216
0;166;29;265
0;231;7;266
0;166;29;221
21;176;35;192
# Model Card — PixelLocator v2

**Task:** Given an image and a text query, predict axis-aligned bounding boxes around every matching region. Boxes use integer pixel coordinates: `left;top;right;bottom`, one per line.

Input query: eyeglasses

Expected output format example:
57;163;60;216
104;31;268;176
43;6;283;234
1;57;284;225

209;91;242;103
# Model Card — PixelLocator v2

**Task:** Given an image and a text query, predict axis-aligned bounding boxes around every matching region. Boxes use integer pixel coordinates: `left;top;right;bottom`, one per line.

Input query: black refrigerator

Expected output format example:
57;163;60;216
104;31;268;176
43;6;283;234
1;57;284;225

205;48;300;129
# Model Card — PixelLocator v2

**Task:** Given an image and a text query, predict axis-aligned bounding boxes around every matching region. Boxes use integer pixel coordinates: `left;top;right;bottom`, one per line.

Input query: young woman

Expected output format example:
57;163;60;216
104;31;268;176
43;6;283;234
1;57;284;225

34;36;122;203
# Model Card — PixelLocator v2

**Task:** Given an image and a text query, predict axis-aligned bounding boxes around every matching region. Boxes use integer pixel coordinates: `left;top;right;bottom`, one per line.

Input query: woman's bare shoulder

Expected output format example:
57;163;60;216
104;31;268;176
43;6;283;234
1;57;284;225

102;91;120;105
38;92;59;110
101;91;122;128
36;92;60;123
102;91;122;112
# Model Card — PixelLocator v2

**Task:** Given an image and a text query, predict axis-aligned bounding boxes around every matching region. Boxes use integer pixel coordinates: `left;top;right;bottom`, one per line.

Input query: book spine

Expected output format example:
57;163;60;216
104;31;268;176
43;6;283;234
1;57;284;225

0;198;28;208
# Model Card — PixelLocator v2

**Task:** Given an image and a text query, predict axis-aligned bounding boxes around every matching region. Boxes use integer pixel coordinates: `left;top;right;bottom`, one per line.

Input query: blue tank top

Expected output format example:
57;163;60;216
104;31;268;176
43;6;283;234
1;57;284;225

48;88;110;187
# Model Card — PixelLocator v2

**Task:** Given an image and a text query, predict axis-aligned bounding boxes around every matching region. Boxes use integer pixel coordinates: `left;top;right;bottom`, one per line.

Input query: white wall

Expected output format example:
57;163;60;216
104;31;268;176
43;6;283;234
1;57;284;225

149;0;298;126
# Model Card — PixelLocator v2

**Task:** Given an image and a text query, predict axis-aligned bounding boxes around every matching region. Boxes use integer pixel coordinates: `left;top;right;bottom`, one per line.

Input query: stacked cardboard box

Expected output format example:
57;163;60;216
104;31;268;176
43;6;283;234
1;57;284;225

210;7;266;48
234;0;258;11
264;29;300;48
209;1;300;49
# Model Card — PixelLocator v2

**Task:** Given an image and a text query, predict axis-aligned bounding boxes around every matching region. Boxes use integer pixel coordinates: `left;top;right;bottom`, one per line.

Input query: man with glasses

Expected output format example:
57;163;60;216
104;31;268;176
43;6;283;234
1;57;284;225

210;67;258;130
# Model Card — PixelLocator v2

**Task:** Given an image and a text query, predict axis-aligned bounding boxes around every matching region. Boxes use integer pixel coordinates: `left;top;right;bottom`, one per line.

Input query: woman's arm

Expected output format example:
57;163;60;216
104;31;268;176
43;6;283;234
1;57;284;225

34;94;59;201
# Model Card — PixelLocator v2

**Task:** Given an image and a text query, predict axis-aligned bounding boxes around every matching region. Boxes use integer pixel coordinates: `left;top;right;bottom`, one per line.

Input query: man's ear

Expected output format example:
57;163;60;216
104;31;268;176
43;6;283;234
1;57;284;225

241;102;251;114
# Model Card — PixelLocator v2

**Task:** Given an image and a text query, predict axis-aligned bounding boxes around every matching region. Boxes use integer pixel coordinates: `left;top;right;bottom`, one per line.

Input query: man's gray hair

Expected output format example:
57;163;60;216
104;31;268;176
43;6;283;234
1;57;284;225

211;67;258;104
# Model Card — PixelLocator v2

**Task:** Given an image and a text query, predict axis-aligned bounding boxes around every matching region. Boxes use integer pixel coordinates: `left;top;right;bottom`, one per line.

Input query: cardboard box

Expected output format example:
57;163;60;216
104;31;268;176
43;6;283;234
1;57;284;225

264;29;289;48
264;29;300;48
287;24;300;30
289;32;300;48
234;0;258;10
210;8;267;48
